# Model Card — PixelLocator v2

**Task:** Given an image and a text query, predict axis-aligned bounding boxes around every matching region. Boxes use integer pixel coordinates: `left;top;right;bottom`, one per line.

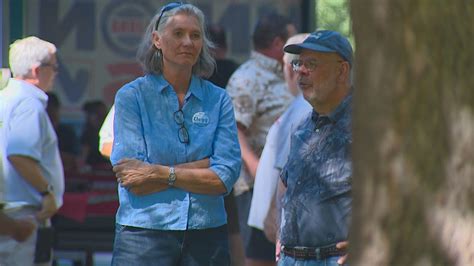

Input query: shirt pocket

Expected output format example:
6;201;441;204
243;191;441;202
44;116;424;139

318;158;352;201
188;115;216;158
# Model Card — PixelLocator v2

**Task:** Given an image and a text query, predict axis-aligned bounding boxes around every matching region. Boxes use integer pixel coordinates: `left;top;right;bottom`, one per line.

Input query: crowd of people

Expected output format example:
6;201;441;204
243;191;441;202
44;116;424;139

0;2;354;266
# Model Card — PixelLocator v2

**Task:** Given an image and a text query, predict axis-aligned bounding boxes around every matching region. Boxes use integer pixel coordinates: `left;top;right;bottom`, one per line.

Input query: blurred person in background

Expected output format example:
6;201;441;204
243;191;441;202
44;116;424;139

0;68;12;89
248;33;312;250
226;11;296;266
80;100;109;170
98;105;114;158
208;23;245;266
46;92;79;172
208;24;240;89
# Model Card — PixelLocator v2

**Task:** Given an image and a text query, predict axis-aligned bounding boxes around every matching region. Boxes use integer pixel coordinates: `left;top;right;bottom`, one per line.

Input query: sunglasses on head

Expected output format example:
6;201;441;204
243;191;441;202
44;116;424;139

154;2;184;31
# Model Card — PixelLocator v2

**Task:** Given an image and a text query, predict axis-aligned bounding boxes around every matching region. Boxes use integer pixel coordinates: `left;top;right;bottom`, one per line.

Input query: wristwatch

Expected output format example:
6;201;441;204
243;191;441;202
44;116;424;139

168;166;177;186
39;184;54;197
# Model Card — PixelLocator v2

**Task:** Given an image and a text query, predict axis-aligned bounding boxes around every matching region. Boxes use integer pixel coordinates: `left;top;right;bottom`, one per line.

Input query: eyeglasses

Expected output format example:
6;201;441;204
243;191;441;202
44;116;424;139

291;59;344;72
154;2;183;31
174;109;189;144
42;63;59;72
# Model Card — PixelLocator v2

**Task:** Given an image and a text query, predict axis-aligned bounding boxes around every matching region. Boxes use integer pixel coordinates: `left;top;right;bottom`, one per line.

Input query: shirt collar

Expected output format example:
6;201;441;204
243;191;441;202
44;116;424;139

151;74;203;101
312;89;353;124
10;78;48;108
251;51;283;75
187;75;203;101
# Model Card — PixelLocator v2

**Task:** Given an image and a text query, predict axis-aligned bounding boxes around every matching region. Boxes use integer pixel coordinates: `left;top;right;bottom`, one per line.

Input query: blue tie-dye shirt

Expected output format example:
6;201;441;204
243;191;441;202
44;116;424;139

280;93;352;247
111;74;241;230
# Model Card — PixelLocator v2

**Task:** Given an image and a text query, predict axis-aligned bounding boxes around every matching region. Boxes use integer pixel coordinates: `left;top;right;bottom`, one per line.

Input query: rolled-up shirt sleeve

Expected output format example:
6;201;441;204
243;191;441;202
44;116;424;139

209;93;241;194
110;86;147;165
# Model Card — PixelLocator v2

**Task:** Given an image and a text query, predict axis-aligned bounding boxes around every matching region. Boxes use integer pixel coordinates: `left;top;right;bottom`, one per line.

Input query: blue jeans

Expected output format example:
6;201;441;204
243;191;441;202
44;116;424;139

278;253;346;266
111;224;230;266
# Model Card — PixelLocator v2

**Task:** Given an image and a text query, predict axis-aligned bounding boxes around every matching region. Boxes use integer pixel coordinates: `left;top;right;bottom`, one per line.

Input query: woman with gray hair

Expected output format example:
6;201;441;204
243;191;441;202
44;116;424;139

110;3;241;265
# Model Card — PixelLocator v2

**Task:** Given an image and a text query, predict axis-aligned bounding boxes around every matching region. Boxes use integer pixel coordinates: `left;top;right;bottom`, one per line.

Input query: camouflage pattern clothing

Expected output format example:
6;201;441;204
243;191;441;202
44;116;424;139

227;51;293;195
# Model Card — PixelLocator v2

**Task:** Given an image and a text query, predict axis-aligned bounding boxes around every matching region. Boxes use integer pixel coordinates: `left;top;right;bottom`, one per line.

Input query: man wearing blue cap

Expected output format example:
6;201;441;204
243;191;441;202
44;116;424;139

276;30;353;265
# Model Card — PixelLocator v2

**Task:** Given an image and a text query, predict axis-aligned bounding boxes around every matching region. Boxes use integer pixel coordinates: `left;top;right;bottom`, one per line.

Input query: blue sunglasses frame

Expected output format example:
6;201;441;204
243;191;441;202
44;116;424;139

154;2;184;31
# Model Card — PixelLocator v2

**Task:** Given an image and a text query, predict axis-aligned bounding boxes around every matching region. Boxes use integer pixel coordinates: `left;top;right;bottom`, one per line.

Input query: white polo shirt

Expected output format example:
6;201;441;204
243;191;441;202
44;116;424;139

0;79;64;209
98;104;115;152
247;94;312;229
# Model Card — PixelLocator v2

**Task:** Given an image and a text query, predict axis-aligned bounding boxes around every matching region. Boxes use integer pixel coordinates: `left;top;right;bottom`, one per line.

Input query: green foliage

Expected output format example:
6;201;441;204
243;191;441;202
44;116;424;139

315;0;354;46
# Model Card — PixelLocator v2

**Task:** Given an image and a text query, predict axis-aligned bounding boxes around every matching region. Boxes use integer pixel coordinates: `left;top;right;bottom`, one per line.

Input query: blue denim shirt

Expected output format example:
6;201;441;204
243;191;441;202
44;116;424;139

280;93;352;247
111;74;241;230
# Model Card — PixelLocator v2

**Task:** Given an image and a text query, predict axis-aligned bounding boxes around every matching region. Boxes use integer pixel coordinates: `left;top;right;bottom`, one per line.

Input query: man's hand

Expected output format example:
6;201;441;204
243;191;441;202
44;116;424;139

7;155;59;220
336;240;348;265
275;239;282;262
36;193;58;221
11;218;36;242
263;204;278;243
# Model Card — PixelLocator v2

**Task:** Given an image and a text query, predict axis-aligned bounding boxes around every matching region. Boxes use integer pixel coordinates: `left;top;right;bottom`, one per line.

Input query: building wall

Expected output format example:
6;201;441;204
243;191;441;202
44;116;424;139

1;0;313;121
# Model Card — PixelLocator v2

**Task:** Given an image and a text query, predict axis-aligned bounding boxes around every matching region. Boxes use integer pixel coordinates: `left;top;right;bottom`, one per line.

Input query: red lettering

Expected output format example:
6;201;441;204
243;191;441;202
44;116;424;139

111;19;146;33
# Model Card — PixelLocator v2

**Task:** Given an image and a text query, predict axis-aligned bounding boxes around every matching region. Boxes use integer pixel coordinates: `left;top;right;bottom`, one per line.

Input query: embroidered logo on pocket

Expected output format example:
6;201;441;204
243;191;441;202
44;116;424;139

192;112;210;127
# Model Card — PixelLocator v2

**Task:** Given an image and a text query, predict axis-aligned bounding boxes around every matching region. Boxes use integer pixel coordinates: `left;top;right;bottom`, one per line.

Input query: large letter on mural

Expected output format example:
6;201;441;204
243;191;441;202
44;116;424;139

39;0;95;49
39;0;95;102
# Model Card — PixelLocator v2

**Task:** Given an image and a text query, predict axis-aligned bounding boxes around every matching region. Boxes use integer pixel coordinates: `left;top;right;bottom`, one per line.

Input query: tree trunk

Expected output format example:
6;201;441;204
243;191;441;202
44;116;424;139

350;1;474;265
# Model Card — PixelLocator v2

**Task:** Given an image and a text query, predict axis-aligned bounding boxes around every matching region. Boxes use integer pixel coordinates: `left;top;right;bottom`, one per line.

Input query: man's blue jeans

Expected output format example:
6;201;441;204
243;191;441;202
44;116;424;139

278;253;346;266
111;224;230;266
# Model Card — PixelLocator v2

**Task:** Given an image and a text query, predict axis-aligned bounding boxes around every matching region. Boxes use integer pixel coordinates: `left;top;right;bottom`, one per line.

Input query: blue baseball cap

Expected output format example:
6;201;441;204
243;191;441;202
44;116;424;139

284;30;353;66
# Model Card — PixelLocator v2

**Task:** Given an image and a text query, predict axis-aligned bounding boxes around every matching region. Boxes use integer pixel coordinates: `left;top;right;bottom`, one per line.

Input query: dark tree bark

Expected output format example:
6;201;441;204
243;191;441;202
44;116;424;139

350;1;474;265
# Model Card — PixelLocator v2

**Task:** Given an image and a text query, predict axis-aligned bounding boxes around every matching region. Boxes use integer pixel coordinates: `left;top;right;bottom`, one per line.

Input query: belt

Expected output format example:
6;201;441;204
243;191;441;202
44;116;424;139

281;244;344;260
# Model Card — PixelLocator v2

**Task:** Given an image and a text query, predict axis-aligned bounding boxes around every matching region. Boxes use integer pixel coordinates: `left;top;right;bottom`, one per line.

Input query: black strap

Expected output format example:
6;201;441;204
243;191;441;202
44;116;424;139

282;244;344;260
